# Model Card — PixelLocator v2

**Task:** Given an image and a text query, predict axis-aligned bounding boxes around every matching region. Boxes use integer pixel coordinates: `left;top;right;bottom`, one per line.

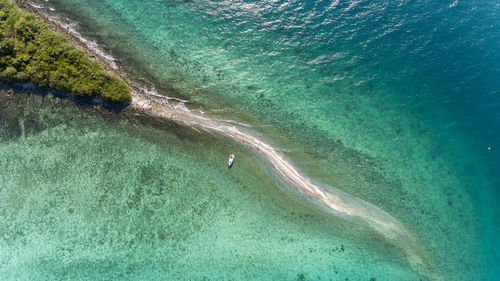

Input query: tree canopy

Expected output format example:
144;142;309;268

0;0;131;104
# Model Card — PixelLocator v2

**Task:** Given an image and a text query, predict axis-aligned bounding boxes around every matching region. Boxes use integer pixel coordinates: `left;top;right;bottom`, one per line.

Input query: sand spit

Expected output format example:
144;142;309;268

139;93;431;274
15;0;435;277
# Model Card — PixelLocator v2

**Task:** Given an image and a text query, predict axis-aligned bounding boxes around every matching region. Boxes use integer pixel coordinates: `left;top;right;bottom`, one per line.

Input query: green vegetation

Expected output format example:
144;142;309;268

0;0;131;104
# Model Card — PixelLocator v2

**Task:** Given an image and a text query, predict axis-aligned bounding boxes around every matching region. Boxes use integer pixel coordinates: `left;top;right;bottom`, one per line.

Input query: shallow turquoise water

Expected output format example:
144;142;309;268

2;0;500;279
0;92;421;280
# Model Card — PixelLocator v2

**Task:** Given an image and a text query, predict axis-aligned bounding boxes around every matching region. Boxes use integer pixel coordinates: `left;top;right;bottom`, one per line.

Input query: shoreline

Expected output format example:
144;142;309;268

13;0;434;277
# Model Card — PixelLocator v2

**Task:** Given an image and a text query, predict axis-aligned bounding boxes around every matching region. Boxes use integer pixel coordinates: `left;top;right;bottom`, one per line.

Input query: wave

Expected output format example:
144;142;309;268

30;7;119;70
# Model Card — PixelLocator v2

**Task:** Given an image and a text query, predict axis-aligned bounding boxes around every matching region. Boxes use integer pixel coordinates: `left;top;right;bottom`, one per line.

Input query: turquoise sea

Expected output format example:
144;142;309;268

1;0;499;280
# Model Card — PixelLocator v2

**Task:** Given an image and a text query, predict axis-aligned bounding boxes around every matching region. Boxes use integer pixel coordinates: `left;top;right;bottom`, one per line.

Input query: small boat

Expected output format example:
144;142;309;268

228;154;235;167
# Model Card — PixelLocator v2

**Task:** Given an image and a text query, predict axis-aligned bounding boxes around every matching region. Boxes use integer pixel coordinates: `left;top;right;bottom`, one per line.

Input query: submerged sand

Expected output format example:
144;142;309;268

135;91;430;274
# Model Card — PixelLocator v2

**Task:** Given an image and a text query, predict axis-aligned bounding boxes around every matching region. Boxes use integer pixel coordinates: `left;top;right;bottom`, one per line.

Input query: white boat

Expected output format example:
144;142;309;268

228;154;235;167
